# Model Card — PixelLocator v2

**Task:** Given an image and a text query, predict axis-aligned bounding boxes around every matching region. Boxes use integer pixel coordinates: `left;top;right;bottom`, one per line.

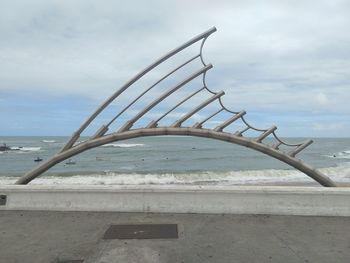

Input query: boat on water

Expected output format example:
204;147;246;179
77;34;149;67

96;156;111;161
65;159;76;165
0;144;11;151
34;157;43;162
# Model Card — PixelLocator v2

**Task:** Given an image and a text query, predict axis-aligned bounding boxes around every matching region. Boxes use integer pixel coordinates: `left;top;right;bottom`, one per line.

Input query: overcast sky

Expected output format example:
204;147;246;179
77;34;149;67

0;0;349;137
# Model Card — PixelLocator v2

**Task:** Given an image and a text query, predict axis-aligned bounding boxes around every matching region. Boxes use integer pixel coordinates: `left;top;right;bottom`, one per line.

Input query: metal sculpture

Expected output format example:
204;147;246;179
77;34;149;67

16;27;337;187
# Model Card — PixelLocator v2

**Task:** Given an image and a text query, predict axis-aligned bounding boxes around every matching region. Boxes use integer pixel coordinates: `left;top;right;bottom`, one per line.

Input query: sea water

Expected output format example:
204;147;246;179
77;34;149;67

0;136;349;185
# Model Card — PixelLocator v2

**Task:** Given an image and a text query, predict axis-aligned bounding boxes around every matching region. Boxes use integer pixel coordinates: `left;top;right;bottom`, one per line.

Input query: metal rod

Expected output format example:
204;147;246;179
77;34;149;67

172;91;225;127
61;27;217;151
288;140;313;157
255;126;277;143
241;116;267;132
106;54;201;127
149;87;206;128
192;108;224;128
214;111;246;132
234;126;250;136
199;36;209;66
118;64;213;132
272;131;301;147
272;141;282;150
91;125;109;139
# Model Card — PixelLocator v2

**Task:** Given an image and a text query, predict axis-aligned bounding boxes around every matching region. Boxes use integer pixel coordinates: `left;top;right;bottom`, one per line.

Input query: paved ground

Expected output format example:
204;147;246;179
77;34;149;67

1;211;349;263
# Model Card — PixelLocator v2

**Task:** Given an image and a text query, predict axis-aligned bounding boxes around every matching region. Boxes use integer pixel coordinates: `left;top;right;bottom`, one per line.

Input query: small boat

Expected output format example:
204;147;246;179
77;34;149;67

65;159;76;165
34;157;43;162
0;144;11;151
96;156;111;161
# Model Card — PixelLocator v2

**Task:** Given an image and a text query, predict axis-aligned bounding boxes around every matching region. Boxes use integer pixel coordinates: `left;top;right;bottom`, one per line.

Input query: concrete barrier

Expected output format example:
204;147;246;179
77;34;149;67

1;185;350;216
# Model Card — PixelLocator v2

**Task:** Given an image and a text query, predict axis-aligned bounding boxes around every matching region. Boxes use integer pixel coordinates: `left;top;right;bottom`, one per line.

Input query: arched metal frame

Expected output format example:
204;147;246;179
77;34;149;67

16;27;337;187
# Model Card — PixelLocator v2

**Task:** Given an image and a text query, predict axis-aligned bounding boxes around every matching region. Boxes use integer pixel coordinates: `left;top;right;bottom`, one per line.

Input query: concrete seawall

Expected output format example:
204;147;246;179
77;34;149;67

1;185;350;216
1;185;350;262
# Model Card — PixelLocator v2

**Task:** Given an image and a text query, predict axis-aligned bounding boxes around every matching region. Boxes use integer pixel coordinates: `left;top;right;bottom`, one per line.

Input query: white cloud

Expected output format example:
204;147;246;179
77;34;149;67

0;0;349;136
312;122;346;131
314;93;329;106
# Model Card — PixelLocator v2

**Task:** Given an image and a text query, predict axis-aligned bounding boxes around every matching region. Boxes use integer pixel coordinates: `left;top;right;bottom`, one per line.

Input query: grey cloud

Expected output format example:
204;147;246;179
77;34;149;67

0;0;349;136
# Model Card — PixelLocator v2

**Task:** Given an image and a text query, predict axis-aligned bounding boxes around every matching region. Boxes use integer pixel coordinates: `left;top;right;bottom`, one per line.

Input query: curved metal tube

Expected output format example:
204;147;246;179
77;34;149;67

150;87;206;127
172;91;225;127
106;54;201;127
118;64;212;132
194;108;224;128
61;27;217;151
16;27;336;189
16;128;337;187
200;36;209;66
214;111;246;132
272;131;304;147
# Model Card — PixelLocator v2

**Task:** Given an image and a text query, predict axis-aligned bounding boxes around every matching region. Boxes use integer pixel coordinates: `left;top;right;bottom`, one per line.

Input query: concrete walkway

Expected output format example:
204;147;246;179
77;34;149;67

1;211;349;263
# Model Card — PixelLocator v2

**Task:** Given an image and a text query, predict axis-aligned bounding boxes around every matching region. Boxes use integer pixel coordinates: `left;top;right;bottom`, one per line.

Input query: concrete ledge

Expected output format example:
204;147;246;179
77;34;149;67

1;185;350;216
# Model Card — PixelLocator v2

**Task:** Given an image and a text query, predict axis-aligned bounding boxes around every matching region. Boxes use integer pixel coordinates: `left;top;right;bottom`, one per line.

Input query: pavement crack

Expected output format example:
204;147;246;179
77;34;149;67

271;231;309;262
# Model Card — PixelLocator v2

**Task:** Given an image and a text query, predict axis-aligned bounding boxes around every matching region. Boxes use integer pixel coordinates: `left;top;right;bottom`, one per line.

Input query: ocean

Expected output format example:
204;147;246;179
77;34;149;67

0;136;349;186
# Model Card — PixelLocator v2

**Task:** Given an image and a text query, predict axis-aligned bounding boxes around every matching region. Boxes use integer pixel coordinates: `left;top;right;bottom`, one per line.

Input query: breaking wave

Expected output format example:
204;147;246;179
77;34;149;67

1;162;349;186
42;140;56;143
9;146;41;152
325;150;350;159
101;143;145;148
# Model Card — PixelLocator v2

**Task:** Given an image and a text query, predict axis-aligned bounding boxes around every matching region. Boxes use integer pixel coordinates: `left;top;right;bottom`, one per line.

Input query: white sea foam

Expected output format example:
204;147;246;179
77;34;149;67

1;162;349;186
326;150;350;159
10;146;41;152
42;140;56;143
101;143;145;148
